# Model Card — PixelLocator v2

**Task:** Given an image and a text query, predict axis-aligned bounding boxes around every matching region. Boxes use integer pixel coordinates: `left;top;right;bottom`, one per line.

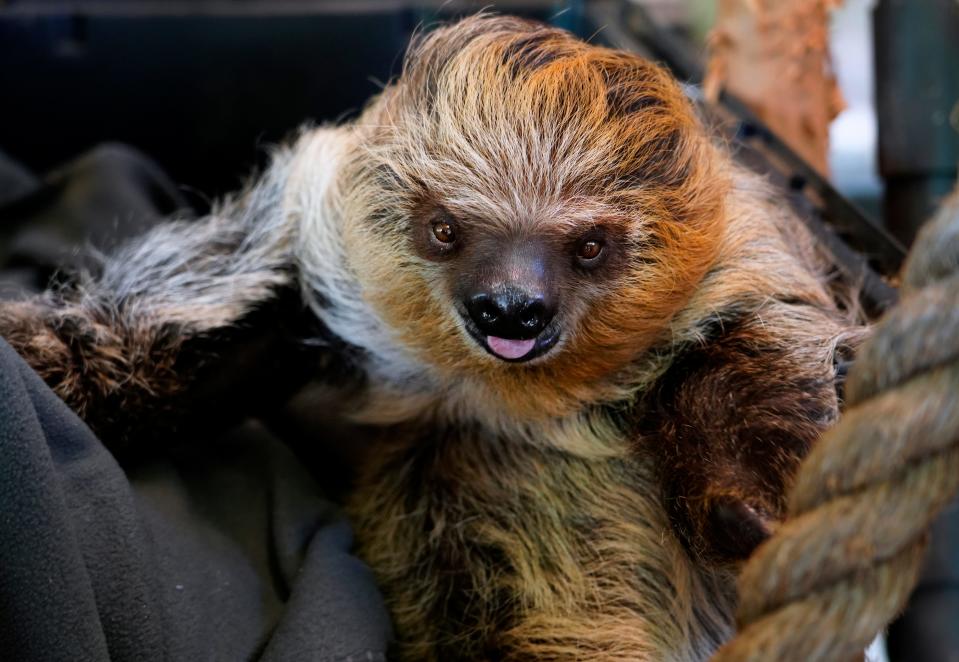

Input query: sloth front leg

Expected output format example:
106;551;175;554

645;304;861;563
0;174;305;444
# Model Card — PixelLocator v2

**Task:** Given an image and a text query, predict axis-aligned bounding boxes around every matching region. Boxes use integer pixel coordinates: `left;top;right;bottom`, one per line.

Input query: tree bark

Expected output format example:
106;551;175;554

705;0;845;176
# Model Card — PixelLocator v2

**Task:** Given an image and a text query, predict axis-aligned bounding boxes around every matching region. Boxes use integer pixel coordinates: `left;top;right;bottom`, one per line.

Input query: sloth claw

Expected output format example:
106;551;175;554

705;496;773;561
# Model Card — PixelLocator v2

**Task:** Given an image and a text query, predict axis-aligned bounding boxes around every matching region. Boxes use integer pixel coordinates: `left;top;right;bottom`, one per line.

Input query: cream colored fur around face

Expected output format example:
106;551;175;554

287;17;852;435
289;17;728;429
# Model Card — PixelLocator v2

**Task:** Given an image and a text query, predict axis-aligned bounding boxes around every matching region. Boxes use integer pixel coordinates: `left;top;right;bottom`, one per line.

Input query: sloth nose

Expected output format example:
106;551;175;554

465;289;554;339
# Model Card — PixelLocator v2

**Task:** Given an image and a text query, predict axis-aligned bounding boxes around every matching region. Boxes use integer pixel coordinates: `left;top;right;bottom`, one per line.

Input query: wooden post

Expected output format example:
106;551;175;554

704;0;845;176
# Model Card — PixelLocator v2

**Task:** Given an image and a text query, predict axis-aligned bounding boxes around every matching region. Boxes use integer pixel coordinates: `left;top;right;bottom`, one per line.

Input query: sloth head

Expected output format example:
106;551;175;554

341;15;728;419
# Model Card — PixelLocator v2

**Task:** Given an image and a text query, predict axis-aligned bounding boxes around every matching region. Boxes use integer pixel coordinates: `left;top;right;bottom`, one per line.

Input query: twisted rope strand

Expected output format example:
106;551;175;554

712;185;959;661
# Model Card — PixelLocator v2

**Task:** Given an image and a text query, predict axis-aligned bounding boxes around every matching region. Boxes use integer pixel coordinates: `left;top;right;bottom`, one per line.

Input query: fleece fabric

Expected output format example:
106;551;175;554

0;146;392;662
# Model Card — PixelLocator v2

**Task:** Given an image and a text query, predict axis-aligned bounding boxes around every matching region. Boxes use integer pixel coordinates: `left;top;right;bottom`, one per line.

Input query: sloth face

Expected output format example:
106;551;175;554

409;204;628;364
430;212;565;363
345;15;728;416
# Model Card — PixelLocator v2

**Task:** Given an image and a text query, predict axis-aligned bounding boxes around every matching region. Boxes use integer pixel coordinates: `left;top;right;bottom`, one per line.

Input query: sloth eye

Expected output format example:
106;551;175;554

576;239;604;263
432;220;456;244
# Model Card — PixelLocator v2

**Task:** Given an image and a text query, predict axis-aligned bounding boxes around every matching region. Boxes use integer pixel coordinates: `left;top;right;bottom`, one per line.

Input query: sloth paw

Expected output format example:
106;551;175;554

704;496;773;561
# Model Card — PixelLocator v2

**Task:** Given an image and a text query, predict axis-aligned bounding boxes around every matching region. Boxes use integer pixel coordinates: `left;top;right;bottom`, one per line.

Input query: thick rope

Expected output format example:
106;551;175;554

712;184;959;662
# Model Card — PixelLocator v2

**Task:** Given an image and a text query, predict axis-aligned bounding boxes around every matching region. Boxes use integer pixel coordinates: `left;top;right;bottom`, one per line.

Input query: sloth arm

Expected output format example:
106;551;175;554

0;199;321;447
642;306;852;563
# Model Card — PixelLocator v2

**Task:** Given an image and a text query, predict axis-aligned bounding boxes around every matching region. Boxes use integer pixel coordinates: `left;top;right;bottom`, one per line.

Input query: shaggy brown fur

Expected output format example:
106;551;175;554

0;158;312;443
644;304;861;562
350;423;735;661
0;15;864;661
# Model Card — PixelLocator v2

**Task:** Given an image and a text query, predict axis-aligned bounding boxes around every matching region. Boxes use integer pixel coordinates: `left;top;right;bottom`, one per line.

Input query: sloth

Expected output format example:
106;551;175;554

0;15;864;661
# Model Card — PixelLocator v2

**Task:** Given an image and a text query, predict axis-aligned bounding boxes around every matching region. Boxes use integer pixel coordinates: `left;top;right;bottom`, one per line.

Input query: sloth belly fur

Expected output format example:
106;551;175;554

348;422;736;662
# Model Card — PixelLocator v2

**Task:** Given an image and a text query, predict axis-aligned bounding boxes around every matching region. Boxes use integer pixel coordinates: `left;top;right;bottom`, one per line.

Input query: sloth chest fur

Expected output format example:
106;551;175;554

346;421;734;661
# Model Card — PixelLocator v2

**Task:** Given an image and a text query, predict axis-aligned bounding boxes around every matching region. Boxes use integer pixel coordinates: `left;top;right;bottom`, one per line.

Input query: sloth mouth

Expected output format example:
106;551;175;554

459;313;561;363
487;336;535;360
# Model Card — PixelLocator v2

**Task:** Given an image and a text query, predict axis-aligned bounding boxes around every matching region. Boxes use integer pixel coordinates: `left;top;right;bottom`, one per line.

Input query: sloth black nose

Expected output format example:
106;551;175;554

465;289;554;339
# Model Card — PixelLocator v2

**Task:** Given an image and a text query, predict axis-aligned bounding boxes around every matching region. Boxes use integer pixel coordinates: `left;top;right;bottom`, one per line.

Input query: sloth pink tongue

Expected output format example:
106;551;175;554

487;336;535;360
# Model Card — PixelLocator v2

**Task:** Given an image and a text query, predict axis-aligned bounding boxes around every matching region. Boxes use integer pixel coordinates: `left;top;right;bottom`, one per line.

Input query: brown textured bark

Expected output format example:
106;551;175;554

705;0;845;175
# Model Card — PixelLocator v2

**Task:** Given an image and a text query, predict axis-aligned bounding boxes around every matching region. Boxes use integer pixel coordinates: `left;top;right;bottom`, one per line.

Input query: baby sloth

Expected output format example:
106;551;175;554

0;15;863;661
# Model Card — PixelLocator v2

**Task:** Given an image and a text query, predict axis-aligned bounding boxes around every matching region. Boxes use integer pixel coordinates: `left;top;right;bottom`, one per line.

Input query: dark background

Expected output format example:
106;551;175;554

0;1;565;200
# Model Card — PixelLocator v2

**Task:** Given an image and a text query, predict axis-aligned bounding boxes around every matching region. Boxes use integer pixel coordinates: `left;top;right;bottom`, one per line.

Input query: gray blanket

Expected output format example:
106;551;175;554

0;146;391;662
